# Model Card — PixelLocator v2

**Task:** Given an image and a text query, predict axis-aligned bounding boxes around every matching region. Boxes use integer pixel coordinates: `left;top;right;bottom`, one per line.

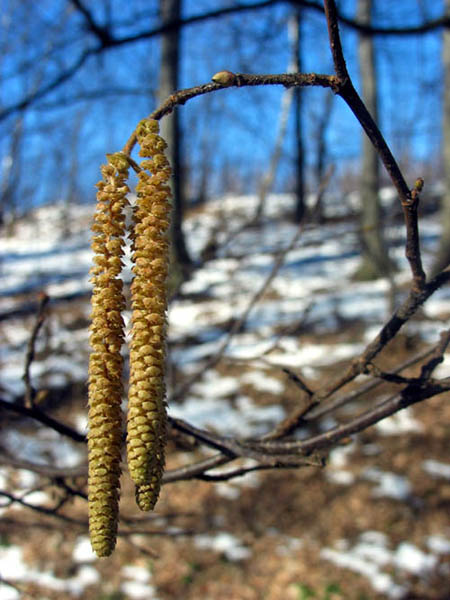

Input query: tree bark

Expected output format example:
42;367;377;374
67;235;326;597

254;9;299;222
431;0;450;276
0;115;23;230
311;91;333;223
354;0;394;280
293;8;305;223
159;0;192;271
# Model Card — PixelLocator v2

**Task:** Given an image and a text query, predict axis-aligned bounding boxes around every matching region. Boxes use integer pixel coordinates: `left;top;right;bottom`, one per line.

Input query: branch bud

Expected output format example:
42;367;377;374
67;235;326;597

413;177;424;192
211;70;237;86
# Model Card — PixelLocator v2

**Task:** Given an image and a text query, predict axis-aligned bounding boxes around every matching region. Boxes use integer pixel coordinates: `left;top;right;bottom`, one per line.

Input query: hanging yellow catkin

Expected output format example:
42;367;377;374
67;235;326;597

127;119;171;510
87;153;129;557
134;400;167;511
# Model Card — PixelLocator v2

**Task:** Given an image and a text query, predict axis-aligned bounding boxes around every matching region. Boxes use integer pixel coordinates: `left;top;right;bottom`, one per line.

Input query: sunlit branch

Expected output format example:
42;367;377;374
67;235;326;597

310;270;450;404
0;490;85;525
122;72;338;156
0;49;94;122
2;0;449;122
171;219;306;403
0;397;86;443
22;292;49;408
256;376;450;456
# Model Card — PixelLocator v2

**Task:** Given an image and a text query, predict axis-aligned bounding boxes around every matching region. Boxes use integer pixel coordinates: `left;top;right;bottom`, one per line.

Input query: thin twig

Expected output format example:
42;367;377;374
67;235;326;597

0;490;86;525
22;292;49;408
3;2;450;123
282;367;314;396
171;223;305;402
0;397;86;443
419;329;450;378
197;456;325;482
309;270;450;405
167;416;319;466
122;73;338;155
255;377;450;456
324;0;427;289
305;342;440;421
163;454;233;484
401;179;426;290
323;0;349;81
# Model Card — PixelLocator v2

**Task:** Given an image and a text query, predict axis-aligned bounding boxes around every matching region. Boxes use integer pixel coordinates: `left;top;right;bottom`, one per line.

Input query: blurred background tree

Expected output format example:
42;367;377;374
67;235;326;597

0;0;447;276
353;0;394;280
432;0;450;276
1;2;449;597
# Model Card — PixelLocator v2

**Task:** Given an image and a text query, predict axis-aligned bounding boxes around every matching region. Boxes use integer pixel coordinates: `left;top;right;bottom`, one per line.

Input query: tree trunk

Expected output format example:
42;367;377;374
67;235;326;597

159;0;192;272
254;9;299;222
310;92;333;223
431;0;450;276
0;115;24;231
254;87;293;221
354;0;394;280
293;8;305;223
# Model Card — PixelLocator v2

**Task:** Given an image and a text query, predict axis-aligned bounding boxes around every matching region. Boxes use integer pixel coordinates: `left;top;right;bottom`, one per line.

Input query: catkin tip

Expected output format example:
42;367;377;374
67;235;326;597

126;119;170;504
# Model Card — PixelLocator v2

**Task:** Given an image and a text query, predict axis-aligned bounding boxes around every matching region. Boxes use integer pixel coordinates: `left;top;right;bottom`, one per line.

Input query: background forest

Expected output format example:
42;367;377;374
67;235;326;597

0;1;449;599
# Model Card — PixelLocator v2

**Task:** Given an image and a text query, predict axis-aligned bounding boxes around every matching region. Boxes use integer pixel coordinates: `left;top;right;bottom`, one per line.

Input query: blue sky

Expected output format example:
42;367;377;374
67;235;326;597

0;0;446;210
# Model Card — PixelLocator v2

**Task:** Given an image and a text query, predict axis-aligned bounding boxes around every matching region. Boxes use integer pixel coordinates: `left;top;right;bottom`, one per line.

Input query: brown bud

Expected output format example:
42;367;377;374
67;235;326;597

413;177;424;192
211;70;236;86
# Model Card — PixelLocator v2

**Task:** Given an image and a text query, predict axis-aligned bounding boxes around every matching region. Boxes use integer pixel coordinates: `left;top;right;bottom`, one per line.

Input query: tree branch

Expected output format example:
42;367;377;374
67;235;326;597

0;49;94;122
269;342;441;440
310;270;450;404
23;292;49;408
0;397;86;443
122;72;338;156
2;0;449;121
254;377;450;456
0;490;85;525
69;0;113;46
171;218;306;402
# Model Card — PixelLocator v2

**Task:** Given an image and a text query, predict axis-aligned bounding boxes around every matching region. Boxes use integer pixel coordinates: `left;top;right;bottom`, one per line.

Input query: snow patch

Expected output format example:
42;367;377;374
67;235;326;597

170;393;284;437
375;408;423;435
362;468;411;500
422;459;450;480
240;370;285;394
194;532;251;561
426;535;450;554
322;532;438;599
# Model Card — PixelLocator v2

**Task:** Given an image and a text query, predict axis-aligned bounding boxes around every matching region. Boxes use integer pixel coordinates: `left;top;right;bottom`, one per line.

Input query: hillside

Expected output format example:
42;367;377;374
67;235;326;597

0;192;449;600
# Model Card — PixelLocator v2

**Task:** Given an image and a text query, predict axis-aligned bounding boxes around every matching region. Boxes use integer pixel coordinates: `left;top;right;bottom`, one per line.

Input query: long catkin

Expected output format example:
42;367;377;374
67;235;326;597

87;153;129;557
127;119;171;510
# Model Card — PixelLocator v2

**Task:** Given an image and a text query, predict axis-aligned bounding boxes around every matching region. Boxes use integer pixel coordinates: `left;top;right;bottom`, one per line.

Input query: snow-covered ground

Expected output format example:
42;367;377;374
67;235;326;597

1;195;448;403
0;193;449;598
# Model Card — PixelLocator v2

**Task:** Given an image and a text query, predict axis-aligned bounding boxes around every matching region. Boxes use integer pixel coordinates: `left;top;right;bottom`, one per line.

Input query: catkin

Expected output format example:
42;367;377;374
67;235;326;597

126;119;171;509
135;405;166;511
87;153;129;557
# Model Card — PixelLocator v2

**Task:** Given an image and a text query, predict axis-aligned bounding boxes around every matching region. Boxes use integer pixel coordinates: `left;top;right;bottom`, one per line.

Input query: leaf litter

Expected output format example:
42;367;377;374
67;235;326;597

0;193;449;599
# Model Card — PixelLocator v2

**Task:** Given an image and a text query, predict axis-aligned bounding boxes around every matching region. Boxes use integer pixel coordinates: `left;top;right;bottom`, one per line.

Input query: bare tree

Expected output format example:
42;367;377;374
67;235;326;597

1;0;448;548
432;0;450;277
0;115;23;227
292;6;306;223
309;90;334;223
354;0;394;280
0;5;448;599
159;0;193;272
254;11;298;222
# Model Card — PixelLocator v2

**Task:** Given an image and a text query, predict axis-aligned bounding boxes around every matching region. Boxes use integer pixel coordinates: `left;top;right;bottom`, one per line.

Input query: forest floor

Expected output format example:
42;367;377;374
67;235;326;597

0;192;449;600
